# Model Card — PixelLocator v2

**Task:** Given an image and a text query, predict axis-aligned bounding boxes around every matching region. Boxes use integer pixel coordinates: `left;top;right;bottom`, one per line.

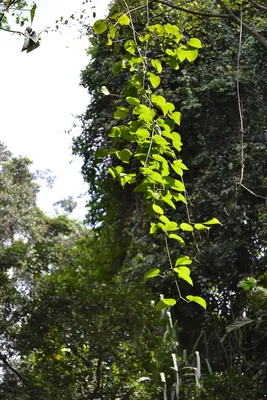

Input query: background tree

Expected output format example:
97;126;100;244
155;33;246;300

73;0;267;397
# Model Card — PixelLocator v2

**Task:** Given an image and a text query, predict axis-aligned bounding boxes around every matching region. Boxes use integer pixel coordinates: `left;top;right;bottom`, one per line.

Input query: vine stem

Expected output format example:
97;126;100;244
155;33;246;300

236;2;244;185
164;234;183;300
181;176;200;252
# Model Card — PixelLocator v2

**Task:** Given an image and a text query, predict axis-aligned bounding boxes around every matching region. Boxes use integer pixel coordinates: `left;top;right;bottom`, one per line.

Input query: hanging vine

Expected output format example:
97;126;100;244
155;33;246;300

92;0;221;311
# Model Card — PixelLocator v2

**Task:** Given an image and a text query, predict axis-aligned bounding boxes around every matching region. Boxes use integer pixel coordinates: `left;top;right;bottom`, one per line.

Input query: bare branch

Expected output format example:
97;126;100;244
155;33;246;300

0;26;24;35
0;353;26;384
252;1;267;12
217;0;267;49
153;0;228;18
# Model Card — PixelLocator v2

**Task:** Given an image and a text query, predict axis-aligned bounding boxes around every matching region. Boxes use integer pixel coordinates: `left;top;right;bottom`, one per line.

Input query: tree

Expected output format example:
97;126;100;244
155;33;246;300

73;0;267;396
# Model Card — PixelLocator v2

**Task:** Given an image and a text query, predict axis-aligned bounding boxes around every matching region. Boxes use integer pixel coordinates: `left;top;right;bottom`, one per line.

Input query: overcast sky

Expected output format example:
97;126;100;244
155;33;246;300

0;0;111;220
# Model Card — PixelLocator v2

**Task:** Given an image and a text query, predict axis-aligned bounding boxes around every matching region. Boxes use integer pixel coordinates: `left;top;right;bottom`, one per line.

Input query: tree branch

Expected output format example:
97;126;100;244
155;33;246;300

216;0;267;49
252;2;267;12
0;26;24;35
153;0;228;18
0;353;26;384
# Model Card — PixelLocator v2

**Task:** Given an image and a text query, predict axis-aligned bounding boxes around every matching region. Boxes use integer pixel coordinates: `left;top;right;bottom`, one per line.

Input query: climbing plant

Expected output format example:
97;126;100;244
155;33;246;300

92;1;220;312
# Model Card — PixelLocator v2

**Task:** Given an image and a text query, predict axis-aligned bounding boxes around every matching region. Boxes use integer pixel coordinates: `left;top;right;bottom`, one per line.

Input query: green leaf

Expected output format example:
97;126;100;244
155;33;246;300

169;234;185;246
165;221;179;231
116;149;132;163
186;295;206;309
162;192;176;209
118;13;130;25
95;148;110;158
176;47;187;62
109;12;123;20
152;154;167;163
159;215;170;224
164;177;185;192
112;61;123;75
155;298;176;311
174;266;193;286
148;24;164;35
185;49;198;62
124;39;136;54
30;3;37;24
203;218;222;225
152;204;164;214
194;223;210;230
108;167;116;179
188;38;202;48
150;222;158;234
180;223;193;231
153;135;169;146
173;193;187;204
171;163;183;177
148;73;161;88
175;256;192;266
106;34;112;46
151;59;162;73
109;25;116;39
135;128;150;138
133;104;155;123
173;159;188;170
126;96;140;105
120;173;136;187
140;168;163;184
115;165;124;175
93;19;108;34
144;268;160;279
172;132;182;151
147;190;160;200
164;24;182;41
131;74;143;89
148;172;164;184
114;107;129;119
238;277;257;292
169;111;181;125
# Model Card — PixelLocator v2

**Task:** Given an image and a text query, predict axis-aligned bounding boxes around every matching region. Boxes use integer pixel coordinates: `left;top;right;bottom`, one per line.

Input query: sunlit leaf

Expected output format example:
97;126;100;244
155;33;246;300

126;96;140;105
155;298;176;311
188;38;202;48
152;204;164;214
238;277;257;292
118;13;130;25
169;234;185;246
194;223;210;230
175;256;192;266
186;295;206;309
151;59;162;73
203;218;222;225
93;19;108;34
144;268;160;279
174;266;193;286
180;222;193;231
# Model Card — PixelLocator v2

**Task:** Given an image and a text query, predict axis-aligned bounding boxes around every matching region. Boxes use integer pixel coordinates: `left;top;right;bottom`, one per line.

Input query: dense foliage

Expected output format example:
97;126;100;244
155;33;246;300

73;0;267;397
1;0;267;399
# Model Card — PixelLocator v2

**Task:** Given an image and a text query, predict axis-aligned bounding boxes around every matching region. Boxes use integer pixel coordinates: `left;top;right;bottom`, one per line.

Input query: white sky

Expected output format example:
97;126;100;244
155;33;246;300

0;0;111;220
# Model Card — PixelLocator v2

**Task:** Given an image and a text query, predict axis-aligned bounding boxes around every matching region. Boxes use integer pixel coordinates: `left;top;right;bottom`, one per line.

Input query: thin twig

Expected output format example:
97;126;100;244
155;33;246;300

0;353;26;383
238;182;267;200
153;0;228;18
181;175;200;252
236;3;244;185
165;235;183;300
0;26;24;34
252;1;267;12
217;0;267;49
